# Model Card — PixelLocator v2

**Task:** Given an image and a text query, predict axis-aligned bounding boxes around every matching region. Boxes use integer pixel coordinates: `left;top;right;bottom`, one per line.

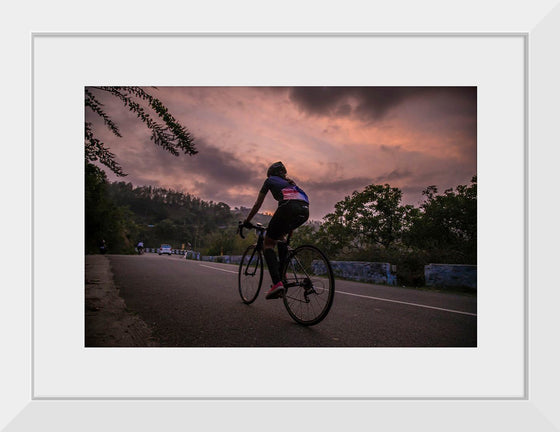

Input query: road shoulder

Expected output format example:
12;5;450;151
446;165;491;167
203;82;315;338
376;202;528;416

85;254;158;347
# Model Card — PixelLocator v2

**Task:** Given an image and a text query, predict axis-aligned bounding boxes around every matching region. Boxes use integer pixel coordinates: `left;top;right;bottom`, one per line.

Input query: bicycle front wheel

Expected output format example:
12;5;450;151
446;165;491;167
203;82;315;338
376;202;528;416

282;245;335;326
238;245;263;304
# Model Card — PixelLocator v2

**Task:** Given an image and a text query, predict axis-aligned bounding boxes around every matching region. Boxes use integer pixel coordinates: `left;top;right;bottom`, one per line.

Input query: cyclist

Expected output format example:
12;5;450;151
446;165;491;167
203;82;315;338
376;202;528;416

137;241;144;254
243;161;309;299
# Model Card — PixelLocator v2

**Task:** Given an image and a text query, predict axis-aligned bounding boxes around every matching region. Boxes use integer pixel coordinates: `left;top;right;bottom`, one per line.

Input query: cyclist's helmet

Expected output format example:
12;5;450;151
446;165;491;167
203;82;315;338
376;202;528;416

267;161;287;178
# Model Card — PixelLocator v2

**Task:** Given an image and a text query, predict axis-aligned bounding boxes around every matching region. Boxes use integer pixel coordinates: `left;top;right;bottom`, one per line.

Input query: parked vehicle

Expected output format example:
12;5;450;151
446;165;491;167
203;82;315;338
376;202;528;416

158;244;172;255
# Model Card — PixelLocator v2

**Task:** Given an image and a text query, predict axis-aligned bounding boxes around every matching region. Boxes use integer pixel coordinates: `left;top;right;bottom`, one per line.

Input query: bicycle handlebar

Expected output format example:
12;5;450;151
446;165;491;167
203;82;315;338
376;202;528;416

237;221;265;239
237;221;247;239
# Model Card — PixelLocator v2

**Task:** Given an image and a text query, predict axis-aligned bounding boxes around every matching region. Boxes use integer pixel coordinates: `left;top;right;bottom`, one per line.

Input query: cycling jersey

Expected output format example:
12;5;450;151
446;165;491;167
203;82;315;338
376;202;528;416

260;176;309;205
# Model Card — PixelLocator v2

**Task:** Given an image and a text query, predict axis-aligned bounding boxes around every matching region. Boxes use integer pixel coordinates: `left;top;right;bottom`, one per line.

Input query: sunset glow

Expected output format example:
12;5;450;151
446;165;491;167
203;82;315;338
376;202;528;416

86;86;476;220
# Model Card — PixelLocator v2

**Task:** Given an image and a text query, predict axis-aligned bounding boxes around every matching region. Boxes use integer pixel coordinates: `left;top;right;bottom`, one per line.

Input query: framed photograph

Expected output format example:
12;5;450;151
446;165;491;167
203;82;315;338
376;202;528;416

5;1;559;430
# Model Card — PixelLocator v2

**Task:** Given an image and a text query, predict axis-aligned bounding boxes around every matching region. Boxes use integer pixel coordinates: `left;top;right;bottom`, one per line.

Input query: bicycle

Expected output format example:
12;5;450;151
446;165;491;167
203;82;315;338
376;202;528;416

237;221;335;326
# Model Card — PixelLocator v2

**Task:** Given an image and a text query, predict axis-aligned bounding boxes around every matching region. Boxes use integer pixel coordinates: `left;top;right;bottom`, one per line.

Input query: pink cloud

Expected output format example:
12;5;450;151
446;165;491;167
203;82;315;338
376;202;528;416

86;86;476;220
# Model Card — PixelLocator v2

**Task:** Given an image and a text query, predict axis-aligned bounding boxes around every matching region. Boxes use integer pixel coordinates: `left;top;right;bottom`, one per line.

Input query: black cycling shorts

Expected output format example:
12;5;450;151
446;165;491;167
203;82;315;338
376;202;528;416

266;200;309;240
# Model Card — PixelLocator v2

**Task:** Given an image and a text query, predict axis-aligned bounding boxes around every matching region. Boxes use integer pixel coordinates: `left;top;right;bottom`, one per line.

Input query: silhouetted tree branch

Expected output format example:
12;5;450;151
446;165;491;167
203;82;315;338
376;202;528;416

85;86;197;176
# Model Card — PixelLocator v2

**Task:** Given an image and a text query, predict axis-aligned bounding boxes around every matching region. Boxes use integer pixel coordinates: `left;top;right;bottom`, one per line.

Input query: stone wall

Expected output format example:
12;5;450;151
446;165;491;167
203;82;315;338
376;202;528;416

186;252;476;290
424;264;477;289
198;255;244;264
319;261;396;285
193;255;396;286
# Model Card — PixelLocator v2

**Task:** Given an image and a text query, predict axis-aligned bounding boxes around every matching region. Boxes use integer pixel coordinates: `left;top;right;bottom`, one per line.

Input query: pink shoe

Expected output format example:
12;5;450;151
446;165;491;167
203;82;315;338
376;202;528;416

265;281;285;299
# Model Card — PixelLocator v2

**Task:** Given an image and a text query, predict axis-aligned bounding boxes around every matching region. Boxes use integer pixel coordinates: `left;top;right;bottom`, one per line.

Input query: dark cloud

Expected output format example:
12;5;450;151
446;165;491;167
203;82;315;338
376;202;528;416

289;87;348;116
187;139;262;185
372;169;412;184
289;87;476;123
98;132;265;205
380;144;402;153
335;103;352;117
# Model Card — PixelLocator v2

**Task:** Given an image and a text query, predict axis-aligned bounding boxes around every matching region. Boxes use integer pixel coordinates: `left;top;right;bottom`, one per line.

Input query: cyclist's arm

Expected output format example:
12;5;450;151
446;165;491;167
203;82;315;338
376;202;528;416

245;191;266;223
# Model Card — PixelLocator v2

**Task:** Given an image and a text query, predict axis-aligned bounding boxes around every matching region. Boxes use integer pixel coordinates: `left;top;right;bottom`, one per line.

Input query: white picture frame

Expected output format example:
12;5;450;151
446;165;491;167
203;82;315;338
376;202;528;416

4;1;560;430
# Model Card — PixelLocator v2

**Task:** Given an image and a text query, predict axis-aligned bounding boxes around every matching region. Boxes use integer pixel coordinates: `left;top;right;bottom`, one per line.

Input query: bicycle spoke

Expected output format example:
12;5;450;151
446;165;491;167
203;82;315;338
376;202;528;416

282;245;335;325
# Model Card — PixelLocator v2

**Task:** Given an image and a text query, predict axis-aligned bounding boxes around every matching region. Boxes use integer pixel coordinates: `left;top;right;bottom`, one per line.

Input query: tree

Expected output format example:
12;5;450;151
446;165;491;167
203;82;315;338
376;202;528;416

290;223;319;249
405;176;477;264
204;228;236;256
318;197;358;257
85;162;136;253
349;184;411;249
85;86;197;176
319;184;411;256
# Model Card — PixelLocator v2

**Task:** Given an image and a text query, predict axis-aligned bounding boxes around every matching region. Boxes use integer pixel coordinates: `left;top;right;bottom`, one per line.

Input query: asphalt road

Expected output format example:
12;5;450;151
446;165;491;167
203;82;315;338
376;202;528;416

109;254;477;347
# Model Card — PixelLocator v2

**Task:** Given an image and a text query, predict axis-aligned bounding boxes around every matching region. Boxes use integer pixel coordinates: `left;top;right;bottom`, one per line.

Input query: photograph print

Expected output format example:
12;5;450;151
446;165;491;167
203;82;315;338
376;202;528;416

84;86;477;347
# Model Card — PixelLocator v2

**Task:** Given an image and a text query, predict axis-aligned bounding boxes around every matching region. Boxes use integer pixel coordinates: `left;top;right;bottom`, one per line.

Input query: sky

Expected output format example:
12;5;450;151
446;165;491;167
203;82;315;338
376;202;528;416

86;86;477;221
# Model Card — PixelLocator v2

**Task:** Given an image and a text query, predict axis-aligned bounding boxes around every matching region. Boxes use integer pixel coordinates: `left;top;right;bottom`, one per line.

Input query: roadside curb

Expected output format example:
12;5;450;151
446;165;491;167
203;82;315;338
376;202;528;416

85;254;158;347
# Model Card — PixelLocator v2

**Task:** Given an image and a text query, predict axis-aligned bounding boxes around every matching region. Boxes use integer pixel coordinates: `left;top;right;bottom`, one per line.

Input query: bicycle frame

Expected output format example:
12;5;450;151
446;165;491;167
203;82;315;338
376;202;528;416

282;253;318;303
239;221;297;285
237;220;335;325
242;248;261;277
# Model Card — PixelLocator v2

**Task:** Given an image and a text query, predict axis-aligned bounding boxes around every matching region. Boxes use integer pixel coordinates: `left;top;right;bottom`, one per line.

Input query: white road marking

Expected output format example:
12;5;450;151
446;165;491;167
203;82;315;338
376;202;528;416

198;264;238;274
336;290;477;317
196;263;476;317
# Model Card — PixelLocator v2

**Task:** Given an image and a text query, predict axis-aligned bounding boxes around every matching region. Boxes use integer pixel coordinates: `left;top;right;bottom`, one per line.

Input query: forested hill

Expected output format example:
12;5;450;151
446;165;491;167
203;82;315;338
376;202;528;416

85;162;269;255
112;181;273;252
108;182;233;229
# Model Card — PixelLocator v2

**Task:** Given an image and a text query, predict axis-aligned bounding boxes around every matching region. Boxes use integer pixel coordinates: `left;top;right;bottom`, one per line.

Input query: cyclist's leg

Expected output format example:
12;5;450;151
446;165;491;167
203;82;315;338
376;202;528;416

265;206;288;272
263;235;286;299
263;235;280;284
278;236;289;272
267;201;309;282
272;202;309;274
264;208;290;298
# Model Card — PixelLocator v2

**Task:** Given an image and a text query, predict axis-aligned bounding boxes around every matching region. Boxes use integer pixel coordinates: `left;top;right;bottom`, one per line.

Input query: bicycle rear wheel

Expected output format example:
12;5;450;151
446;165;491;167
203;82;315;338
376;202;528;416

238;245;263;304
282;245;335;326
